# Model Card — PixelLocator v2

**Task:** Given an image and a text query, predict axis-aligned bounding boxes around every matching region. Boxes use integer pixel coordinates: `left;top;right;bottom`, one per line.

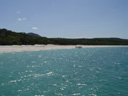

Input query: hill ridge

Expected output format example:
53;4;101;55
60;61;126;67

0;28;128;45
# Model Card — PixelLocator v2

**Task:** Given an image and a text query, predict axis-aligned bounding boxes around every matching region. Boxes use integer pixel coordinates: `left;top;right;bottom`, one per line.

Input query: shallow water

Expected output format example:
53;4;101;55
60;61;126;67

0;47;128;96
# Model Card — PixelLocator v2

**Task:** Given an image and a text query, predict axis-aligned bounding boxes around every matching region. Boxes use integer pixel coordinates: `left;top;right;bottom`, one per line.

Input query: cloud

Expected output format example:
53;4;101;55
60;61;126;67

32;27;39;30
17;11;21;14
18;18;26;21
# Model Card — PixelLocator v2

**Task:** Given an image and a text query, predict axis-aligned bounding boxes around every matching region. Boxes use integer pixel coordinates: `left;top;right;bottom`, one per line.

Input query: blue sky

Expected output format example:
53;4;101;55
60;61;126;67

0;0;128;38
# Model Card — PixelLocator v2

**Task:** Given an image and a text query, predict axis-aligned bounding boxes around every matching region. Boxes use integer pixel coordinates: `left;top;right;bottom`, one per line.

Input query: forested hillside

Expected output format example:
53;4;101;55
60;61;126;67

0;29;128;45
0;29;49;45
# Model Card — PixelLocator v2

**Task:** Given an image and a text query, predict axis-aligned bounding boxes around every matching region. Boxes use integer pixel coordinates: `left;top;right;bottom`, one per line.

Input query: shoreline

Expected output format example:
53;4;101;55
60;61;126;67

0;45;128;53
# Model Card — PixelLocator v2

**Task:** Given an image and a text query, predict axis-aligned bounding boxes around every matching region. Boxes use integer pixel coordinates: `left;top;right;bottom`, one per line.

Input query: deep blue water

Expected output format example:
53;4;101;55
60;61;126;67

0;47;128;96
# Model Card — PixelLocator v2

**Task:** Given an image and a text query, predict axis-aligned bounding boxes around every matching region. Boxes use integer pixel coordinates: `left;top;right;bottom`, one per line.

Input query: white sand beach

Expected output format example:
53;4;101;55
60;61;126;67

0;45;127;53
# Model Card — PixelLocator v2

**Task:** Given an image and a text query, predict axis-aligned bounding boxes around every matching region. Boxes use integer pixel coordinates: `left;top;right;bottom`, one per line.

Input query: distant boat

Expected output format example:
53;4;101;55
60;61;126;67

75;46;82;48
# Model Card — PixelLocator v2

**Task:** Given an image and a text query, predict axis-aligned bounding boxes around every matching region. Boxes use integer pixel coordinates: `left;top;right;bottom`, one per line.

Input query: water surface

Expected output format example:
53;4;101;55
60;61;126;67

0;47;128;96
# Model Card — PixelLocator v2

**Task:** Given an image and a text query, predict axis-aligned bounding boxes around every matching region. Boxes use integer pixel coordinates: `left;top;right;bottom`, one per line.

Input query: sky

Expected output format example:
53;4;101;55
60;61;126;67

0;0;128;39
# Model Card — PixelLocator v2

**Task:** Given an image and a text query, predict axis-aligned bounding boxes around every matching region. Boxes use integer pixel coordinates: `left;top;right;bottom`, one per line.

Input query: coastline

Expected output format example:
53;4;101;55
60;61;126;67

0;45;127;53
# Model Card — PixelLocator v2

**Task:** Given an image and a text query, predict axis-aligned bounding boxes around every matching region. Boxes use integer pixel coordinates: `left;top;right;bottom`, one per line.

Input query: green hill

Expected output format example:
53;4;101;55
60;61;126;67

0;28;128;45
27;32;42;37
0;29;48;45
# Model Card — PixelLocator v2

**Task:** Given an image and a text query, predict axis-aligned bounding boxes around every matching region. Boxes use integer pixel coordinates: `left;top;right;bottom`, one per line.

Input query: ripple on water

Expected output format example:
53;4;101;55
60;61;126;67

0;47;128;96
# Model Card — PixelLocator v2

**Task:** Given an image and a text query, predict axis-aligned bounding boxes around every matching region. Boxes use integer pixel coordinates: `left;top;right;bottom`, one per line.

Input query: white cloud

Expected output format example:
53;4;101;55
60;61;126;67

22;18;26;20
18;18;26;21
18;18;22;21
32;27;39;30
17;11;21;14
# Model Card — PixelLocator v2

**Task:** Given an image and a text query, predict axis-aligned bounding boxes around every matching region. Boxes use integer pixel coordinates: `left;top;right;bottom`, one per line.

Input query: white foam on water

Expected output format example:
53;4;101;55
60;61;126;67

76;83;87;86
17;90;22;92
78;65;83;68
55;92;63;96
118;77;122;79
23;88;30;91
60;87;65;91
62;75;67;78
74;72;78;75
38;55;42;58
34;74;44;77
32;61;36;63
44;61;47;63
33;72;54;78
72;93;81;95
31;65;40;68
96;71;99;73
1;83;5;86
10;80;17;83
89;68;94;71
25;70;28;72
65;80;69;82
27;65;30;67
97;67;101;70
91;93;97;96
46;72;54;76
29;70;33;73
73;64;76;67
52;84;57;87
17;79;22;82
24;75;27;77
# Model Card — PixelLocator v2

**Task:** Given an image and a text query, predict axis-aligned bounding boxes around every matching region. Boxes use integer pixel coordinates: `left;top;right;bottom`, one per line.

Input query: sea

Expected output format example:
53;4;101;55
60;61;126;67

0;47;128;96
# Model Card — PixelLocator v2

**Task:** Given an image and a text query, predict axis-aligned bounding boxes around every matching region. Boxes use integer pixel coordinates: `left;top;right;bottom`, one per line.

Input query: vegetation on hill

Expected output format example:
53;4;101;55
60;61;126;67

0;29;48;45
27;32;41;37
0;28;128;45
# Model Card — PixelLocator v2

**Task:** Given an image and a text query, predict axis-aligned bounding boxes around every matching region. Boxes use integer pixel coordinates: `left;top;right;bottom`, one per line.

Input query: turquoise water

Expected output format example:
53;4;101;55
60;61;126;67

0;47;128;96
